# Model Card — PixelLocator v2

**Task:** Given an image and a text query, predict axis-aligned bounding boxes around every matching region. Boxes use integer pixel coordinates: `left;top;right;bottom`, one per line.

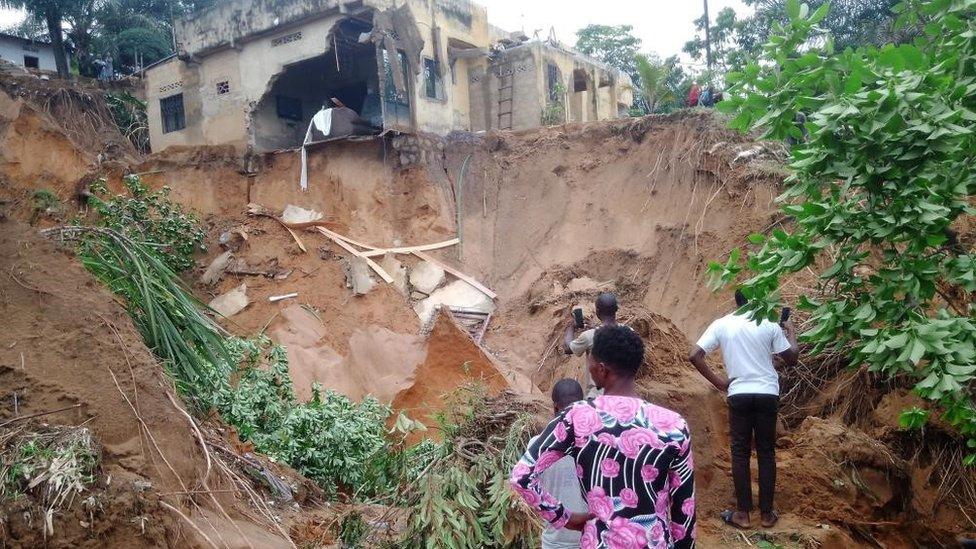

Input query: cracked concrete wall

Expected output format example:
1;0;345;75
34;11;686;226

145;0;629;152
175;0;355;58
148;0;489;151
400;0;489;134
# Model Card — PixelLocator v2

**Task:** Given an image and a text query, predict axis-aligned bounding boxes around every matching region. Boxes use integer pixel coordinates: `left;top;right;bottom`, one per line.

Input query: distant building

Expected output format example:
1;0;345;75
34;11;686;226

0;33;56;72
143;0;634;153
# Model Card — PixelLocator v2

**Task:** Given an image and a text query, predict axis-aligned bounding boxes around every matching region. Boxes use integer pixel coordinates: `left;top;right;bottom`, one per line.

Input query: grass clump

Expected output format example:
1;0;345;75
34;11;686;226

1;424;99;524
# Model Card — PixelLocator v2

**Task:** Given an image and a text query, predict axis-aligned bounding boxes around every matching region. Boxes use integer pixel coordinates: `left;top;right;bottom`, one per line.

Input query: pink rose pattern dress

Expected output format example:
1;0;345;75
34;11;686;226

510;395;696;548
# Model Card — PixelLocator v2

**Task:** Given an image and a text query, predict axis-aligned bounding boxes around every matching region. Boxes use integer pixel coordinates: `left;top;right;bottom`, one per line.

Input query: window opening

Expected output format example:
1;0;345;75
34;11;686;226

160;94;186;133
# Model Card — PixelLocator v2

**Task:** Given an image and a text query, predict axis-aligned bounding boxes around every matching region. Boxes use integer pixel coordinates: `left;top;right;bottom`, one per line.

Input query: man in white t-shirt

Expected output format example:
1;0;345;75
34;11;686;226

533;379;588;549
688;290;798;530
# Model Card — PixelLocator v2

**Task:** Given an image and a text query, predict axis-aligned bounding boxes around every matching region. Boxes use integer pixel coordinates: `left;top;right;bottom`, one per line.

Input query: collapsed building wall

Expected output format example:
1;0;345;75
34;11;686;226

147;0;493;152
143;0;632;153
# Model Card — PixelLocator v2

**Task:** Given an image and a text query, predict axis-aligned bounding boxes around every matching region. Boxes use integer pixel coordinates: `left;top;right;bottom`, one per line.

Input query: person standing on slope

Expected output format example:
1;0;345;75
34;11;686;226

512;325;697;548
687;290;798;529
686;82;701;107
564;292;628;398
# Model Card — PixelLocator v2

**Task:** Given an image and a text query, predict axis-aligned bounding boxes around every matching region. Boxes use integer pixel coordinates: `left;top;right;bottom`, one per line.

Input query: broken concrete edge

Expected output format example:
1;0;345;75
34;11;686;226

414;278;495;326
201;250;234;286
209;283;250;317
345;256;377;296
409;260;446;294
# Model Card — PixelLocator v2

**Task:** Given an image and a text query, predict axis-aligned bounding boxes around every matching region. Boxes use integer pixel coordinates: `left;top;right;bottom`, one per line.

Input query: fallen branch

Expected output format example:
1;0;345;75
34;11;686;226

0;404;82;428
166;390;256;549
160;501;221;549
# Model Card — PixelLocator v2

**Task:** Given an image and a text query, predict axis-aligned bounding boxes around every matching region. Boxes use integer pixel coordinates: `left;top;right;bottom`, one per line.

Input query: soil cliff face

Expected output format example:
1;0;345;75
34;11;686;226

0;75;971;547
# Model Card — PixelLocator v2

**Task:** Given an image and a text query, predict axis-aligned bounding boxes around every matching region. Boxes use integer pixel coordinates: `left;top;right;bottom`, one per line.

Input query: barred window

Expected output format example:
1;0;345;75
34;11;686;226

216;80;230;95
547;64;562;102
423;58;445;101
160;94;185;134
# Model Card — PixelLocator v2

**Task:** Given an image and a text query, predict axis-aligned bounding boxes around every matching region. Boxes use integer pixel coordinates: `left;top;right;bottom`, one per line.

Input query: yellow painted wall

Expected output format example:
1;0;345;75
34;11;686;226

145;0;632;152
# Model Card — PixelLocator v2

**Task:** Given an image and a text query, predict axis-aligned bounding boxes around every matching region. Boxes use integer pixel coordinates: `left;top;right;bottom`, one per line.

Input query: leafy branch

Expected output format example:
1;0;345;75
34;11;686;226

713;0;976;461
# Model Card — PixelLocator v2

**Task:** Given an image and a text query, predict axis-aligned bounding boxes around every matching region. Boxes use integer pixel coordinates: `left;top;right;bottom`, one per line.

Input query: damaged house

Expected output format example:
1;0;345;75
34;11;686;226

143;0;634;152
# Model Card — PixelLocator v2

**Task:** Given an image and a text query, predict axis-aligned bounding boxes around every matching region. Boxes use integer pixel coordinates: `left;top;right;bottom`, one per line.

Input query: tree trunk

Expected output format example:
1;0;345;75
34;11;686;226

44;8;70;79
703;0;713;72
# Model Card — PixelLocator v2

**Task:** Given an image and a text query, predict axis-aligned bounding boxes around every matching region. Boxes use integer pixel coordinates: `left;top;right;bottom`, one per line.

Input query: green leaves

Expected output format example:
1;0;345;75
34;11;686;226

716;0;976;464
899;406;930;430
402;401;539;549
786;0;802;21
88;175;204;273
206;339;400;499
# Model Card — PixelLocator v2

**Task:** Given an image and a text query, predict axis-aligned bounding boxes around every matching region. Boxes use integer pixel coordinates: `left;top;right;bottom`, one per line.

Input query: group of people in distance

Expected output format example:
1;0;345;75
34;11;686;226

510;292;799;548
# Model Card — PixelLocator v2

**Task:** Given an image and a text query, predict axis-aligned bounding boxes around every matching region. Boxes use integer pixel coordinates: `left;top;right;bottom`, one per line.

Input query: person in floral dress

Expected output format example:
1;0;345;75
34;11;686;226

511;325;696;548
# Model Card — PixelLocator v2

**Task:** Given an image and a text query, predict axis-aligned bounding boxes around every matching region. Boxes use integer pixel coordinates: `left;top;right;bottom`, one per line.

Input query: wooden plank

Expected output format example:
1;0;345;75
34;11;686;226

475;312;492;343
284;226;308;253
451;312;490;319
315;227;394;283
413;250;497;299
360;238;460;257
314;226;382;251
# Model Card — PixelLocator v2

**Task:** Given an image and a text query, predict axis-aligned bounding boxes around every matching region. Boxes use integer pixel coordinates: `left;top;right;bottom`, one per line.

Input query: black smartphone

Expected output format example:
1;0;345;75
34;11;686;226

573;308;585;329
780;307;792;324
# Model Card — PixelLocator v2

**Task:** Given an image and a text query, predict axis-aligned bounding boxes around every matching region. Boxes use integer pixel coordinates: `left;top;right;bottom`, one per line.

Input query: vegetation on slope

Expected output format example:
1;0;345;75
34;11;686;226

713;0;976;461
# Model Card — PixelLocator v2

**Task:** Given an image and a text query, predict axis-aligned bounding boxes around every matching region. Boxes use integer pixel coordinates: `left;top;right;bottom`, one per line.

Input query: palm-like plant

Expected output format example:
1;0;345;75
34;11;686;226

634;53;677;114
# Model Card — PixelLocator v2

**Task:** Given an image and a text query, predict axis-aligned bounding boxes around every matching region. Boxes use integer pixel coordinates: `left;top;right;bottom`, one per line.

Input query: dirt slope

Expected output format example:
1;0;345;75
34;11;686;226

451;113;785;337
0;220;291;547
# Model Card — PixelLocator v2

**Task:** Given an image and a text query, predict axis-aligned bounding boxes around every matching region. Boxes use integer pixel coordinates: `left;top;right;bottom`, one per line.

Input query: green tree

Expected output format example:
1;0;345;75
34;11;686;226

685;1;915;81
114;27;171;68
634;53;678;113
0;0;76;77
742;0;910;52
64;0;101;76
714;0;976;460
684;6;751;75
575;24;642;83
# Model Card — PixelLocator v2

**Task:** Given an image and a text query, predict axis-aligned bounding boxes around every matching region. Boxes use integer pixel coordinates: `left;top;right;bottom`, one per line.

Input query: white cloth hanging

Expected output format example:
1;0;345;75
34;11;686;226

299;108;333;191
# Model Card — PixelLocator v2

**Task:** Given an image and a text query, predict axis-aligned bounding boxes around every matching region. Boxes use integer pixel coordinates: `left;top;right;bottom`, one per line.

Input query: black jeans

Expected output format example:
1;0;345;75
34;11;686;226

728;393;779;514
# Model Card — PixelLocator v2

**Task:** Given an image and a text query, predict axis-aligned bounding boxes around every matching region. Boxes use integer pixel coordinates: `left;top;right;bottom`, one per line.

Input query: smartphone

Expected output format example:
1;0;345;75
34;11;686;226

780;307;792;324
573;308;585;329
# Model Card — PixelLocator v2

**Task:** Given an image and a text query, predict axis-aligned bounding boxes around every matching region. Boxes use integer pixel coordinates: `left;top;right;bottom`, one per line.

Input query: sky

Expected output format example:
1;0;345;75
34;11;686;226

480;0;752;63
0;1;752;63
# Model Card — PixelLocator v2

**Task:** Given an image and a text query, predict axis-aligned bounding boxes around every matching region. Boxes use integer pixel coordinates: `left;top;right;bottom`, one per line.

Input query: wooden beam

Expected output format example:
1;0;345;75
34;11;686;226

413;250;497;299
360;238;460;257
314;226;382;251
315;227;394;283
